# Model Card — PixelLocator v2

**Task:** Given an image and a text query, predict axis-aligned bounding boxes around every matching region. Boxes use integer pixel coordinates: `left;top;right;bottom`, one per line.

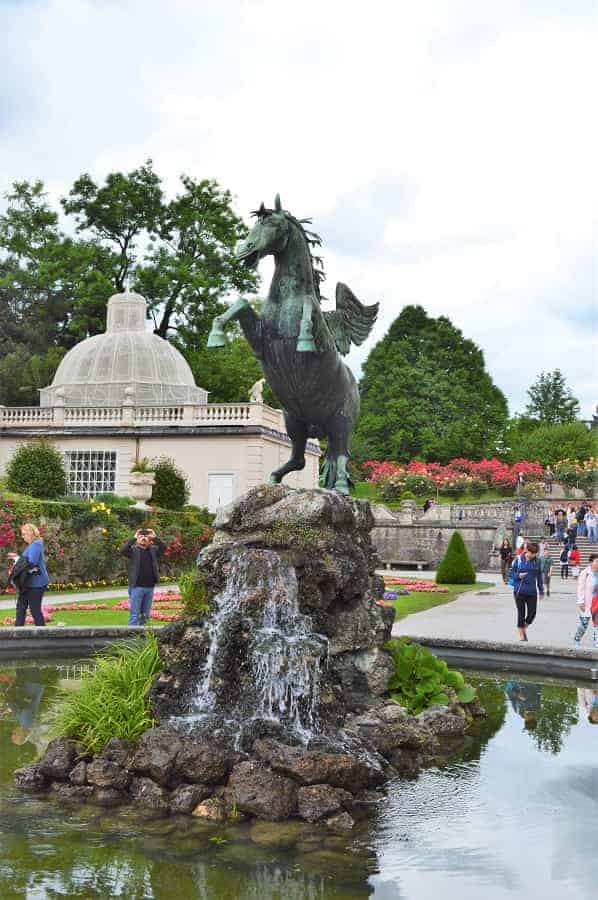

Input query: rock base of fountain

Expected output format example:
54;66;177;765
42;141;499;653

16;486;486;827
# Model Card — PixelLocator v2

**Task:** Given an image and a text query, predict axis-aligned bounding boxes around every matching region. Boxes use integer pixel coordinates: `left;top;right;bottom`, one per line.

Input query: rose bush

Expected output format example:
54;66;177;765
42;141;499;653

363;457;546;497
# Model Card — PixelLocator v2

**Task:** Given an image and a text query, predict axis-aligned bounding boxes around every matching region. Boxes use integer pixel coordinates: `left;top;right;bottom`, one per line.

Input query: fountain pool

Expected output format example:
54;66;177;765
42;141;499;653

0;660;595;899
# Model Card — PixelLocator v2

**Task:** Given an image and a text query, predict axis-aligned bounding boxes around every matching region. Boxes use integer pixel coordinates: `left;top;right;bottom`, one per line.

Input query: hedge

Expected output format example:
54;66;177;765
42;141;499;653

0;493;213;592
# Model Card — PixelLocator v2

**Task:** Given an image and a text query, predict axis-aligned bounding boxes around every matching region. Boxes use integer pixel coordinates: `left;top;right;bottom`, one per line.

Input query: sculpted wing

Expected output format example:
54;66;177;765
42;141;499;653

323;283;379;355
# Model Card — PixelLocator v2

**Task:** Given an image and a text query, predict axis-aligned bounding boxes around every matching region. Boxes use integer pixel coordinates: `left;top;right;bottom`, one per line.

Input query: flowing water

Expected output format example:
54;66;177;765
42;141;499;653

0;662;596;899
187;550;327;741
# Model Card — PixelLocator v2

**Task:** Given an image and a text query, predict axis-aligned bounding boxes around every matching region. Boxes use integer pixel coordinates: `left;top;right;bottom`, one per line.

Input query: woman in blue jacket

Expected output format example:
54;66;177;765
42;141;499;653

509;540;544;641
12;524;49;626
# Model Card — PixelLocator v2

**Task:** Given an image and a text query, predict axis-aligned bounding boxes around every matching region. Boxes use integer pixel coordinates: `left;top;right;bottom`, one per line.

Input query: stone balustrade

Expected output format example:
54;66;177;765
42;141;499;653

0;402;287;432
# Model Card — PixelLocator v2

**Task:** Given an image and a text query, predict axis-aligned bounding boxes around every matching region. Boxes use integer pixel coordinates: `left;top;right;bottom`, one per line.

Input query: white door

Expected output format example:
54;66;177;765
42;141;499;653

208;474;234;512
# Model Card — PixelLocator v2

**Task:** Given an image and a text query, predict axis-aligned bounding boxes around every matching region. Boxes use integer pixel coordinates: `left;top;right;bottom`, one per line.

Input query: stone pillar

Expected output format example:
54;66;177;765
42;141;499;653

122;387;135;426
53;389;65;426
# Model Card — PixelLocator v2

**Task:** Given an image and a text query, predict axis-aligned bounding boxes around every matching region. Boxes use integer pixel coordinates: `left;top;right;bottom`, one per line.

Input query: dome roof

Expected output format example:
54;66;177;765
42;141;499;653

40;291;207;408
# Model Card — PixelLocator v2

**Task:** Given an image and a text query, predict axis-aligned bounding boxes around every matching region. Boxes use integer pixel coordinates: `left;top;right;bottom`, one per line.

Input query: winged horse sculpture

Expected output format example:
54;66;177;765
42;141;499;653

207;195;378;494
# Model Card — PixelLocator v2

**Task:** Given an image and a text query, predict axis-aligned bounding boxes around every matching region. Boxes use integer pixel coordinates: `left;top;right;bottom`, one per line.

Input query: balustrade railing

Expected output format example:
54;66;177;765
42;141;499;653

0;402;288;432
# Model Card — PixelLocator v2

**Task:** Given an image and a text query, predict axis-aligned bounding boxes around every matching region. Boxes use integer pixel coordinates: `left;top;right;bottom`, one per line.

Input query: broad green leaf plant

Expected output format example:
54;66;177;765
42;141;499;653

385;637;476;715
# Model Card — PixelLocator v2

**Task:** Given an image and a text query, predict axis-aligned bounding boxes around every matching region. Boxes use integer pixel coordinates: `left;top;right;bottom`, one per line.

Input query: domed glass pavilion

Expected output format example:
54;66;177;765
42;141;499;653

39;291;207;407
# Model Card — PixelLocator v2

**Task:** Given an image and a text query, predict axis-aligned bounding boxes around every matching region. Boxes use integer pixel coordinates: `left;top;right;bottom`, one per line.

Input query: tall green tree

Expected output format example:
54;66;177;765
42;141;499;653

525;369;580;424
62;162;257;341
353;306;508;463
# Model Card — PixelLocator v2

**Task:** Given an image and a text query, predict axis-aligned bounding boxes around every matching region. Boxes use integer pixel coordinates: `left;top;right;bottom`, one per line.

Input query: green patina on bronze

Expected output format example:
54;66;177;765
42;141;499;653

207;194;379;493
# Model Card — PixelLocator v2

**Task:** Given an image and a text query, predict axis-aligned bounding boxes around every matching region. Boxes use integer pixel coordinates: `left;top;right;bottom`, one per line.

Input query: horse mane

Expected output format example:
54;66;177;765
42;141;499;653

251;203;326;300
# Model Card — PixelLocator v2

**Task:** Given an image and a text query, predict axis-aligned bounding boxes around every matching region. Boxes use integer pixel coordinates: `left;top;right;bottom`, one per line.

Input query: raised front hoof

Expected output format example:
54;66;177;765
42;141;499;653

296;338;316;352
206;330;226;349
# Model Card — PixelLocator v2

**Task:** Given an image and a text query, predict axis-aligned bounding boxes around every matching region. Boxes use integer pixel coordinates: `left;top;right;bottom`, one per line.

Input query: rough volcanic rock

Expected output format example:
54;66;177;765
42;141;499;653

150;485;393;723
86;758;130;791
100;738;132;765
326;811;355;833
129;777;170;811
69;762;88;786
170;784;212;815
417;708;468;737
345;712;428;756
128;726;183;786
228;760;298;820
38;738;80;781
51;783;93;803
14;765;47;792
93;787;126;807
175;740;231;785
254;739;385;791
297;785;353;823
191;797;227;822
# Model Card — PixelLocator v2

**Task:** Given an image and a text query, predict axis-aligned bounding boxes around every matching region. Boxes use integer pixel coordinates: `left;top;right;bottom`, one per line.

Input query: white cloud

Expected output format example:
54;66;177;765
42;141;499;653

1;0;596;417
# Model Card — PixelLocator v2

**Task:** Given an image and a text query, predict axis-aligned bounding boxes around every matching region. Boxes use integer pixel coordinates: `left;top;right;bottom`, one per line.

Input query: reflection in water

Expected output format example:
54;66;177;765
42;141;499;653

0;663;597;899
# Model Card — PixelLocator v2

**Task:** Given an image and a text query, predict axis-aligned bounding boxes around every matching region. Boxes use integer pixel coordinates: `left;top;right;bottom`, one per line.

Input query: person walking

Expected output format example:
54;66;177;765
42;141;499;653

577;504;587;538
544;465;554;494
539;545;553;597
555;509;567;541
573;554;598;650
499;538;513;583
559;543;570;579
516;472;525;497
7;524;49;627
545;510;556;536
585;507;597;543
121;528;166;626
509;541;544;641
569;544;581;578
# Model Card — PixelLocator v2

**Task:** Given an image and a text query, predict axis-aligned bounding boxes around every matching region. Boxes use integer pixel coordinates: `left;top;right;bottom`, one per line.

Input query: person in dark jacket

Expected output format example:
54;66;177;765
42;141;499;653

499;538;513;583
8;524;49;627
509;540;544;642
121;528;166;626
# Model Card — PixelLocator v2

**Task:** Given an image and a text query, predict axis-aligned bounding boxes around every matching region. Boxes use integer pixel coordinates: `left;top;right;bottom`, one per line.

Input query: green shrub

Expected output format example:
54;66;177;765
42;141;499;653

5;440;67;499
151;457;190;510
404;473;436;496
93;492;135;508
385;637;476;715
178;568;210;617
436;531;476;584
48;635;162;754
400;491;416;501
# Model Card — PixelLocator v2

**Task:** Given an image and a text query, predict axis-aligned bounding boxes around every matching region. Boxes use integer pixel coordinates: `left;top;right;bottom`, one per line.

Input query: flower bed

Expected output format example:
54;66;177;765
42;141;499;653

363;457;547;499
384;577;450;595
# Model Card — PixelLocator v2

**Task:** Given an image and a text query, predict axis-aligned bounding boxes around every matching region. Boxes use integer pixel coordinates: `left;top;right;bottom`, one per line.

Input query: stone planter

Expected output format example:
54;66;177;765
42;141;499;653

129;472;155;509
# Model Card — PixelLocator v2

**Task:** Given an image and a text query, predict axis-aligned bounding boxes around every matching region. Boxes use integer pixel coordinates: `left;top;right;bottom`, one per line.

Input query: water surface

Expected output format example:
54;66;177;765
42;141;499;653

0;661;595;899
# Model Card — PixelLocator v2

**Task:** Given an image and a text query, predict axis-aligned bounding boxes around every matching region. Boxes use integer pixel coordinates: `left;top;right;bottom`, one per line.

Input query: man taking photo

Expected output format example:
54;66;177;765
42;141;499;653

121;528;166;626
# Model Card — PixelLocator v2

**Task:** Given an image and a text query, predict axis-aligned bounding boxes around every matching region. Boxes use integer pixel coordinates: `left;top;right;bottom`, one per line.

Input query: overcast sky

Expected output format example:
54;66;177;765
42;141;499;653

2;0;596;417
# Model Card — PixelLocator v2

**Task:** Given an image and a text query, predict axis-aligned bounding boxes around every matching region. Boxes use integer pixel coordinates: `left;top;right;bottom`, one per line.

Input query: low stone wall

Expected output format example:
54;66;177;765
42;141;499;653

371;521;499;570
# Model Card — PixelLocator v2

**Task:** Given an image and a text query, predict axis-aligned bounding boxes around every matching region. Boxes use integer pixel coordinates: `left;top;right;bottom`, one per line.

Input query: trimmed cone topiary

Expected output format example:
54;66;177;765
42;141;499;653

436;531;476;584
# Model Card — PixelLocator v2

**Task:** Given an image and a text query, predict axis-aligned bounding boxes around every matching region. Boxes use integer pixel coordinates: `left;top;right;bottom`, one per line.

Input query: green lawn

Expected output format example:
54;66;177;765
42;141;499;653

390;581;493;621
0;594;175;628
353;481;508;508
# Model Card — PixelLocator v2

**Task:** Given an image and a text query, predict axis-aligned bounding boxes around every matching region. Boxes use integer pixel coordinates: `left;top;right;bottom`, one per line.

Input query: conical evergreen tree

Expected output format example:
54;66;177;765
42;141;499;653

436;531;476;584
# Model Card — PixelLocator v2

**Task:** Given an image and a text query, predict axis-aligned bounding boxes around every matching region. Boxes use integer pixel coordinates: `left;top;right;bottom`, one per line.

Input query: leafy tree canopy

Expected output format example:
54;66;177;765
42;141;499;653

353;305;508;464
525;369;580;425
508;420;596;466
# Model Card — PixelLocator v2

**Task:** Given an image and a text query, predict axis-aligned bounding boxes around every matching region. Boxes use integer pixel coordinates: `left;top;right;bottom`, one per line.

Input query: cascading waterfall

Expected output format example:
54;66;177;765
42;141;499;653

187;548;328;741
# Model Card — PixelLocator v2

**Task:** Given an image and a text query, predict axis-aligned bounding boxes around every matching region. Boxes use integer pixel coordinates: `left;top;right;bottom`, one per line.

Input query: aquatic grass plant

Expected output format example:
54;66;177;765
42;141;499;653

47;634;163;754
385;636;476;715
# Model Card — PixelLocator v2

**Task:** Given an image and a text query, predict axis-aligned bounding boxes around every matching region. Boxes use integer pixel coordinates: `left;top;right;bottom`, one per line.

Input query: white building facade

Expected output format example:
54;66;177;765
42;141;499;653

0;291;320;510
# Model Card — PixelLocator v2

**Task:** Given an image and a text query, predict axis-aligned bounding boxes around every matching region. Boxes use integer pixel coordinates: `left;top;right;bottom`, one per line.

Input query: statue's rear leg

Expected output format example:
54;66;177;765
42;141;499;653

323;412;352;495
269;413;307;485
